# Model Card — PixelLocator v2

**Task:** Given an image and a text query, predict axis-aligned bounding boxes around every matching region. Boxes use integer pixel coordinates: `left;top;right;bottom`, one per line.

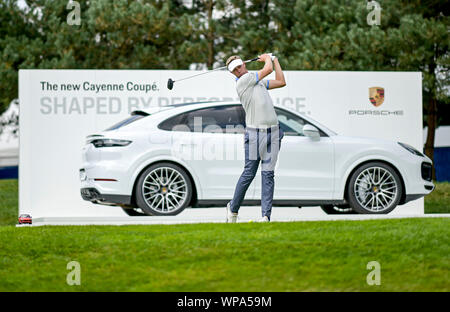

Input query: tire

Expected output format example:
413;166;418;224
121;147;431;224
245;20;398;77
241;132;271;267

121;206;147;216
320;204;356;215
347;162;403;214
135;162;193;216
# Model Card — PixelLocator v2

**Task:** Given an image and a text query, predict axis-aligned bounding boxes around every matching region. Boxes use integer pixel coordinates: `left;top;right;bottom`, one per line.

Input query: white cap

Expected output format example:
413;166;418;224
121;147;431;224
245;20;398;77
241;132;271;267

228;58;243;72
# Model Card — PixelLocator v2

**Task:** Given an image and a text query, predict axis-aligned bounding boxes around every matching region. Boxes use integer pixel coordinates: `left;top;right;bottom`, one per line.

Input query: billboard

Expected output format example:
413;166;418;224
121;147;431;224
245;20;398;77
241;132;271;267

18;69;424;222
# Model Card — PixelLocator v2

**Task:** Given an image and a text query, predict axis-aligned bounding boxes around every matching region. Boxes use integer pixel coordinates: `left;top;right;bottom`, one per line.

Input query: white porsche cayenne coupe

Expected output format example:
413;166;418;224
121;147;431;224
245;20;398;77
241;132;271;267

80;101;435;216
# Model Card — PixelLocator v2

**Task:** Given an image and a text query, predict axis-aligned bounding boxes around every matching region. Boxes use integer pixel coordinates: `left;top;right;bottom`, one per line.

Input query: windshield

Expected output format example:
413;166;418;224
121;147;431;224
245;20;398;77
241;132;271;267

275;106;338;136
305;116;338;136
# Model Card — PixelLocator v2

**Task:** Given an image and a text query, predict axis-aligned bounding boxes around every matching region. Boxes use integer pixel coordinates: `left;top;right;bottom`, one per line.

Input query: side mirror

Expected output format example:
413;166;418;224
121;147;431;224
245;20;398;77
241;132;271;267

303;124;320;138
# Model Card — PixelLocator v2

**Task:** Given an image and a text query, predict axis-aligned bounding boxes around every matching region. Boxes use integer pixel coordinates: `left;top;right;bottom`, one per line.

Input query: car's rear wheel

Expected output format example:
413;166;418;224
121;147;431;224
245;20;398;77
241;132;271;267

135;162;192;216
347;162;403;214
320;204;356;214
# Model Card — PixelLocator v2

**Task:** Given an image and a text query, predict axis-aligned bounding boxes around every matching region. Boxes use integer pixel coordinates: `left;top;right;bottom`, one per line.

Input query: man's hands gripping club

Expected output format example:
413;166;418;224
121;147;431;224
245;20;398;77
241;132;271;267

257;53;286;90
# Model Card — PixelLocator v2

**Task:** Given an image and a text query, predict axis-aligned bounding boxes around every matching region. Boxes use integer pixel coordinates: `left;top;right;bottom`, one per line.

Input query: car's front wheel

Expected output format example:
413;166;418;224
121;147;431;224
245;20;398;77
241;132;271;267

135;162;193;216
347;162;403;214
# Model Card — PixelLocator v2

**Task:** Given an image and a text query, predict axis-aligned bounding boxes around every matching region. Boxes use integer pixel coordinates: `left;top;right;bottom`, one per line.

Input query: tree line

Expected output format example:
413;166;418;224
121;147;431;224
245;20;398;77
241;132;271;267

0;0;448;163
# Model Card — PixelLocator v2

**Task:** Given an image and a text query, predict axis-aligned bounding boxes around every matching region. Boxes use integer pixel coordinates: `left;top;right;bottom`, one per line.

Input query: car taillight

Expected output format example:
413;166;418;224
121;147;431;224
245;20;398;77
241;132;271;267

90;139;132;148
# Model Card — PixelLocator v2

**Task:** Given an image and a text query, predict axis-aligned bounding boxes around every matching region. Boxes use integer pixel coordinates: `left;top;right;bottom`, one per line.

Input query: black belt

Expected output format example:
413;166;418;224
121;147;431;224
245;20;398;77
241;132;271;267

246;124;280;132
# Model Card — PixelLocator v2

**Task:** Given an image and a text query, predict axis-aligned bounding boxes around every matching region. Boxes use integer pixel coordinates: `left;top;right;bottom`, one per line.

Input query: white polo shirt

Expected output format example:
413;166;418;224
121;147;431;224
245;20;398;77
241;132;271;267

236;72;279;128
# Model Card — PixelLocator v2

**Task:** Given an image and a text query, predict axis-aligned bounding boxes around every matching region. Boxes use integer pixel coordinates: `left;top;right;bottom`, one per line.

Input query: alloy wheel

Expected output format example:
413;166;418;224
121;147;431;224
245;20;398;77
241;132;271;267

353;166;398;213
141;166;188;214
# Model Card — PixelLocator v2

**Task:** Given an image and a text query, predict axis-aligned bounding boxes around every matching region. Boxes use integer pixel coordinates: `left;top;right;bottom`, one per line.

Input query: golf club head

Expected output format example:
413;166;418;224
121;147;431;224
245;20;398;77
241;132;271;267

167;78;174;90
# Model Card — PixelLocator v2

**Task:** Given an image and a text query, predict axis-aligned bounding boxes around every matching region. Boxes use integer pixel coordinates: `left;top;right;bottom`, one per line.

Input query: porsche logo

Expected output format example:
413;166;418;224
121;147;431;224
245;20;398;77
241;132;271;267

369;87;385;107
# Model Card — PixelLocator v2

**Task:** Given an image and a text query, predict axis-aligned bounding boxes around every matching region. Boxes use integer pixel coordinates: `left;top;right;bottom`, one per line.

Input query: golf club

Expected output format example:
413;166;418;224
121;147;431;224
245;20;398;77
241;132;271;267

167;57;259;90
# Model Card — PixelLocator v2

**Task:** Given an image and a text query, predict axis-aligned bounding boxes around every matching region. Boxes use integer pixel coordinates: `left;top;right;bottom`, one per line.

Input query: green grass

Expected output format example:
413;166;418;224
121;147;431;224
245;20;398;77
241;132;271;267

424;182;450;213
0;179;449;291
0;219;448;291
0;179;18;226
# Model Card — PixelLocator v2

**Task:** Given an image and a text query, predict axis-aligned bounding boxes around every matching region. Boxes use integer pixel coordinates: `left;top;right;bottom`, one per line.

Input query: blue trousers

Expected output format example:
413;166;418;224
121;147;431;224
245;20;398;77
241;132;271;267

229;125;284;220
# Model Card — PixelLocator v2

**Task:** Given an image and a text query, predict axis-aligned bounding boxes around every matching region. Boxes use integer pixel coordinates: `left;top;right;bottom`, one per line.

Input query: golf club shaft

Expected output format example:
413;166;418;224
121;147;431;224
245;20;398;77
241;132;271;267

175;57;259;83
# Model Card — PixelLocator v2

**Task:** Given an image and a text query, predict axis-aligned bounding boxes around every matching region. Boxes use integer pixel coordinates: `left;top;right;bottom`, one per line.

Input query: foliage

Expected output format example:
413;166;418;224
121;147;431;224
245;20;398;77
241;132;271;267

0;0;448;139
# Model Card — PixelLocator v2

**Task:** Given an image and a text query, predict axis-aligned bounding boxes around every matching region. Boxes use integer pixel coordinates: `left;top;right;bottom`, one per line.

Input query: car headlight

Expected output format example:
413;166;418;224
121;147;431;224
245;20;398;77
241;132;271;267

398;142;424;157
91;139;132;148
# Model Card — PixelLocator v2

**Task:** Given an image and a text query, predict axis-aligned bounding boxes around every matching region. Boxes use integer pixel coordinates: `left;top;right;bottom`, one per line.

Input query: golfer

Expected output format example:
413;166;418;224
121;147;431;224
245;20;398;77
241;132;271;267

225;53;286;223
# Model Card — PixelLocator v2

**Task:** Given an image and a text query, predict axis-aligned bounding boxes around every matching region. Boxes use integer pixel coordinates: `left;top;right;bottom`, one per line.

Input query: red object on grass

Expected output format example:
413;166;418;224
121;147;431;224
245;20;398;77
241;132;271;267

18;214;32;224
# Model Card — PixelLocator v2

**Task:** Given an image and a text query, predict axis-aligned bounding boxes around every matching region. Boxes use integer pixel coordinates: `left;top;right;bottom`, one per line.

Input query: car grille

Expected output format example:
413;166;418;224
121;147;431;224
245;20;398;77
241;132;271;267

421;162;432;181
